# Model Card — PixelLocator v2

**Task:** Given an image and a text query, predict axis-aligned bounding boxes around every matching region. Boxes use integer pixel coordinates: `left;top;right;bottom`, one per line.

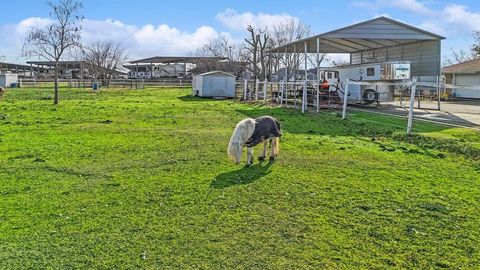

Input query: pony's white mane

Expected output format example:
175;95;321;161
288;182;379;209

227;118;255;163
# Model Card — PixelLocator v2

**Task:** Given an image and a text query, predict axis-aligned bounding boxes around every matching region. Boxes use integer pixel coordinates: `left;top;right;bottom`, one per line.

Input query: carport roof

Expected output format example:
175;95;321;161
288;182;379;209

268;16;445;54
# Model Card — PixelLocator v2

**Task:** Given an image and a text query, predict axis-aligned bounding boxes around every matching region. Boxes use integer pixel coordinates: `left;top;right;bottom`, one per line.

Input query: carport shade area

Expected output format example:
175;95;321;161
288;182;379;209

268;16;445;81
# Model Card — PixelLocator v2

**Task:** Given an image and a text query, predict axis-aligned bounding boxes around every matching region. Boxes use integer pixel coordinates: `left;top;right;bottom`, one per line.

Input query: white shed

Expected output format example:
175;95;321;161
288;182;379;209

193;71;236;98
0;74;18;87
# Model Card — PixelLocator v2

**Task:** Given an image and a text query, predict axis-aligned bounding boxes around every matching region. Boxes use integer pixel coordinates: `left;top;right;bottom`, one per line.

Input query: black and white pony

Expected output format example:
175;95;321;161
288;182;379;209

228;116;282;166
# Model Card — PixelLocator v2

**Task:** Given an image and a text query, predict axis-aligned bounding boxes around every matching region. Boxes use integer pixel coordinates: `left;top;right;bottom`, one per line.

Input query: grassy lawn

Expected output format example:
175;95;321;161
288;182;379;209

1;87;479;269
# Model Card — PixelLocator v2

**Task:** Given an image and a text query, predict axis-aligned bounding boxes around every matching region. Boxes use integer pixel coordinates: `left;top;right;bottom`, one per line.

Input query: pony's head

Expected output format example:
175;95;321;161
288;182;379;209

227;118;255;164
228;141;243;164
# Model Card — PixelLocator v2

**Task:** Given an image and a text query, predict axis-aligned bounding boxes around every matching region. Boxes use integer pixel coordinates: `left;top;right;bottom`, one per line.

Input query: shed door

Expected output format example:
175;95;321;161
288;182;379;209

209;76;226;96
455;75;480;99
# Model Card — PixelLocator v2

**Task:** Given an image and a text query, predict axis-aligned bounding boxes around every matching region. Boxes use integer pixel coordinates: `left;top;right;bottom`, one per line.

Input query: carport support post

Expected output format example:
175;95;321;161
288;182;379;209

407;83;417;134
316;37;320;113
243;79;248;100
303;40;308;113
342;80;349;120
293;44;297;108
284;47;288;107
436;75;441;110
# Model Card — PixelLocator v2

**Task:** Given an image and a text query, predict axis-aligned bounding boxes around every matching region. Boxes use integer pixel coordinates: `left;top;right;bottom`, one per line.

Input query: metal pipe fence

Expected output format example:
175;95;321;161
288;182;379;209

18;78;192;89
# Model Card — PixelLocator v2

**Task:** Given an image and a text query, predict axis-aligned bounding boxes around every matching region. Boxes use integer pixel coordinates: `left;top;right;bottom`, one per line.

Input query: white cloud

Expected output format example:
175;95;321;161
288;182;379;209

353;0;434;15
443;5;480;32
419;21;446;36
380;0;434;16
0;17;220;62
355;1;480;37
216;8;298;31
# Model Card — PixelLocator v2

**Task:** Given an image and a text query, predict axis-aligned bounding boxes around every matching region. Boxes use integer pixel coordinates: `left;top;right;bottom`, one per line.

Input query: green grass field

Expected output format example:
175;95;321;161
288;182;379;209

1;87;479;269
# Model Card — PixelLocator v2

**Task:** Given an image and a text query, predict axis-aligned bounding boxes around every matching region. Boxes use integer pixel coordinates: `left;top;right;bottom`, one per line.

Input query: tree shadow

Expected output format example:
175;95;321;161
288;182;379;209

210;160;275;189
177;95;233;102
235;106;452;137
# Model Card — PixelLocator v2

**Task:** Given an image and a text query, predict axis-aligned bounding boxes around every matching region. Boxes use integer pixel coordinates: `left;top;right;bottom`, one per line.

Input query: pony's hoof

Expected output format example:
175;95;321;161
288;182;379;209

258;156;266;161
269;156;276;161
245;163;252;167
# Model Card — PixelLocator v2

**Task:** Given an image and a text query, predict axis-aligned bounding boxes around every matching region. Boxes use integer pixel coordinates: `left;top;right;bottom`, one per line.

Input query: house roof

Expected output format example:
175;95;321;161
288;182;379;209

197;71;236;77
268;16;445;54
442;58;480;74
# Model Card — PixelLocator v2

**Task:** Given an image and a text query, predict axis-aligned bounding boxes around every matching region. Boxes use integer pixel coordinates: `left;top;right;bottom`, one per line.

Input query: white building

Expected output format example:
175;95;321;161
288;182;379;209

193;71;236;98
0;73;18;87
443;59;480;99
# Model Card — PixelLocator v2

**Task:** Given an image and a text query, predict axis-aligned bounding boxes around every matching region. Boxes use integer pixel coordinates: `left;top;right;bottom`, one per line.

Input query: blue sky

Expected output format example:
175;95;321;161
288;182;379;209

1;0;479;64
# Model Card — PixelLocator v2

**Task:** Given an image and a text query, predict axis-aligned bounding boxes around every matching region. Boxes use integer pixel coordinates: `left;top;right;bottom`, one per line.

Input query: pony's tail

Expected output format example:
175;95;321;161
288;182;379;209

273;137;280;156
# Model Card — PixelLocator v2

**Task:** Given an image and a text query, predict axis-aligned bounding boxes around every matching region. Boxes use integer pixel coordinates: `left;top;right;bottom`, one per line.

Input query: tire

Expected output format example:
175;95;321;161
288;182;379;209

363;89;377;104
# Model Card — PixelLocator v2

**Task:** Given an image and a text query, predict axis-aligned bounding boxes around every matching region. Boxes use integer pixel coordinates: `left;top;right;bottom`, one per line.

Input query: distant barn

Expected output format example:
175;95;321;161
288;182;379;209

193;71;236;98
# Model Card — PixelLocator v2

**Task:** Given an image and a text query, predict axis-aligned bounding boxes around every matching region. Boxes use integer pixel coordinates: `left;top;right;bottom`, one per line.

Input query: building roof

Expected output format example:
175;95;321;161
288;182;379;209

26;60;85;66
197;71;236;77
0;61;34;69
129;56;227;64
442;58;480;74
268;16;445;54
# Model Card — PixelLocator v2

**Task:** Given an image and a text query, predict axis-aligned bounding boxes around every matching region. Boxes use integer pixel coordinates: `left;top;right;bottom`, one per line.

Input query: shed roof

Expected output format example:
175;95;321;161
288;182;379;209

197;71;236;77
442;58;480;74
268;16;445;53
129;56;227;64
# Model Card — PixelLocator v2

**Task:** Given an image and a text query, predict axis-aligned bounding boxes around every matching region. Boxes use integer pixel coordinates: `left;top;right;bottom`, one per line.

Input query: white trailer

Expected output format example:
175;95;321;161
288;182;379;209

0;74;19;87
324;61;411;103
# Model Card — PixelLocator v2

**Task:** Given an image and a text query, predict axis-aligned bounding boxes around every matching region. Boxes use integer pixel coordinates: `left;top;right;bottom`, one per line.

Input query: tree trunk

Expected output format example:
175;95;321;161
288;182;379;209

54;63;59;105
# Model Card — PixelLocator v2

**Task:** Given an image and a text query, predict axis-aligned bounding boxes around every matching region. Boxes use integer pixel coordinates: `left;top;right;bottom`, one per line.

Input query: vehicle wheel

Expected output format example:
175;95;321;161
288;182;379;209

363;89;377;104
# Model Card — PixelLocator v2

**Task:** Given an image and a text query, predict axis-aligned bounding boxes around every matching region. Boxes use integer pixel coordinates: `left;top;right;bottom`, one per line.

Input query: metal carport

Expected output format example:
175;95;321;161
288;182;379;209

267;16;445;113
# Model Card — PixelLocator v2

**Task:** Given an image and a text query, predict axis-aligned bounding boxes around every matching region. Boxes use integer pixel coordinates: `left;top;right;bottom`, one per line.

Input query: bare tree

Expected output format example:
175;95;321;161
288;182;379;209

444;48;474;66
471;31;480;58
193;34;248;77
245;25;270;80
82;41;128;87
21;0;83;105
269;19;327;80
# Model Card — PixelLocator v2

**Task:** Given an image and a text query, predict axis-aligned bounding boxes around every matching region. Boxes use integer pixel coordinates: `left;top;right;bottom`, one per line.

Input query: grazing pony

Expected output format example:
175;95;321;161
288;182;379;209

228;116;282;166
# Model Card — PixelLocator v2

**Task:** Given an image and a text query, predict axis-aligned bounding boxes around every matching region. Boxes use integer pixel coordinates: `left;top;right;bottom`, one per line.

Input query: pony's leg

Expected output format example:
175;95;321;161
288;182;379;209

258;140;267;161
270;138;277;160
246;147;253;166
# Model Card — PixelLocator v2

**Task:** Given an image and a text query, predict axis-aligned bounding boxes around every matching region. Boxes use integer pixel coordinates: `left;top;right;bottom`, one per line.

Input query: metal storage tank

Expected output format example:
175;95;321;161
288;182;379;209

193;71;236;98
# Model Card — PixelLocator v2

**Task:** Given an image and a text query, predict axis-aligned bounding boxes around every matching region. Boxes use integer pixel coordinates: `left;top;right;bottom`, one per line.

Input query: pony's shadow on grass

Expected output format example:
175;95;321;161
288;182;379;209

211;161;274;189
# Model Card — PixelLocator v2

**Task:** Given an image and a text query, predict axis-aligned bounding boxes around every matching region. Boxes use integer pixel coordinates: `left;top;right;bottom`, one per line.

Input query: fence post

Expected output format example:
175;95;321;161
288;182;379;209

417;85;421;109
302;81;307;113
243;79;248;101
180;78;182;87
280;82;284;106
342;80;349;120
255;79;259;101
264;80;267;104
316;83;319;113
407;83;417;134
